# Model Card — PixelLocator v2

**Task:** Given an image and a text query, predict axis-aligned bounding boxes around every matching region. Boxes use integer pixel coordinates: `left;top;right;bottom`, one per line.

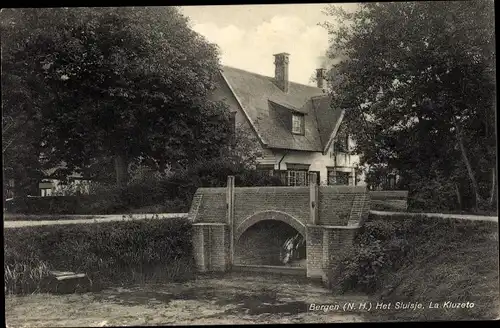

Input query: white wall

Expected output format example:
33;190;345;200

40;178;91;196
257;149;365;186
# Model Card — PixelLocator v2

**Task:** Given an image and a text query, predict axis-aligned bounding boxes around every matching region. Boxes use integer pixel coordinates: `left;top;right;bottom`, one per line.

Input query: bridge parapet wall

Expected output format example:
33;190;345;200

190;185;369;228
318;186;369;226
189;188;226;223
233;187;310;228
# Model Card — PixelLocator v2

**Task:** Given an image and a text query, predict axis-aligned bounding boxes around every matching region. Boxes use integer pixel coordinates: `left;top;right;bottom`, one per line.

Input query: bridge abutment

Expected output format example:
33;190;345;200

192;223;230;272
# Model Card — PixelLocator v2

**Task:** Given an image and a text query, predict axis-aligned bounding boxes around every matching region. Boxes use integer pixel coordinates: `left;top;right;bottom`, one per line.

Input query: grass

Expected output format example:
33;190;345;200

4;261;52;295
4;218;194;295
331;213;499;321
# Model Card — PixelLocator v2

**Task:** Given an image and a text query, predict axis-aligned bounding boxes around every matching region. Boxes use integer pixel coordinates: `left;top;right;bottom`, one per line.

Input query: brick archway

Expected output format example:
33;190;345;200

234;210;306;242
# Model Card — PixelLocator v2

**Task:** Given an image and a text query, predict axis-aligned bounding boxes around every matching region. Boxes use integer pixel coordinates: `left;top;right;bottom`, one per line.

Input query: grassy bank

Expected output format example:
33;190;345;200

4;218;194;295
330;213;499;321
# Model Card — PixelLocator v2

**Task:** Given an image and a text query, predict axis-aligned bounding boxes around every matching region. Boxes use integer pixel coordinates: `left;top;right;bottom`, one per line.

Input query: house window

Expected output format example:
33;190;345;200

327;170;350;186
292;114;304;135
287;170;309;186
40;188;52;197
256;164;275;177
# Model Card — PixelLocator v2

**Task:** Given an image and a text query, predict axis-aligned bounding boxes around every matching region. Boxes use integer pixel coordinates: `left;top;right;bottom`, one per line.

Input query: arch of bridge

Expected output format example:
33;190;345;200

234;210;306;241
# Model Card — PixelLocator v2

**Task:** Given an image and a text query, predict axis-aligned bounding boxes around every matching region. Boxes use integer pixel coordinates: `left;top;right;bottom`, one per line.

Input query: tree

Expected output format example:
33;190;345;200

2;8;48;197
1;7;233;188
322;1;496;211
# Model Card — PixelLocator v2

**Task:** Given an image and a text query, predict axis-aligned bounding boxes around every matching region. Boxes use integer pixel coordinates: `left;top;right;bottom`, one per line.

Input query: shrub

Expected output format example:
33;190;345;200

4;217;194;294
329;214;499;321
5;157;283;215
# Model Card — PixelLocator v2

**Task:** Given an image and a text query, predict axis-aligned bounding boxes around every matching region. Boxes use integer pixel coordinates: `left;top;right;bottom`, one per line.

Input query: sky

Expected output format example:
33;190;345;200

180;4;358;86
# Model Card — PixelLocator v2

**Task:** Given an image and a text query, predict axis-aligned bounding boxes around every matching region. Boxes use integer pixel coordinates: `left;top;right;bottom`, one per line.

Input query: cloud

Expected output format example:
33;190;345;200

192;15;330;86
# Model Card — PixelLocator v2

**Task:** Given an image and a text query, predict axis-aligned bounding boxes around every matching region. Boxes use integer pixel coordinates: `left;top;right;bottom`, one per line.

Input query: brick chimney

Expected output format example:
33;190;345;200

316;68;326;89
273;53;290;93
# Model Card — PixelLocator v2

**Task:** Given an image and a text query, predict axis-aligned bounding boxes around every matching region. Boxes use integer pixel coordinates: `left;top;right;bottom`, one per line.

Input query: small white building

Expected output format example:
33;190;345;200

39;166;91;196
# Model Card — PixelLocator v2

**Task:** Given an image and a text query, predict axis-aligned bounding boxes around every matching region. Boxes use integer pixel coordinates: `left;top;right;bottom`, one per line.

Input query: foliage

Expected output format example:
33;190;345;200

329;213;499;320
1;7;232;188
322;1;496;212
5;158;283;215
4;218;194;294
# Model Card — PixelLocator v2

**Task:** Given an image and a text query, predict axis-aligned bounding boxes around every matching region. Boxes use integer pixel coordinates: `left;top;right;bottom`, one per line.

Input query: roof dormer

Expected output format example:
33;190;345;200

292;112;305;135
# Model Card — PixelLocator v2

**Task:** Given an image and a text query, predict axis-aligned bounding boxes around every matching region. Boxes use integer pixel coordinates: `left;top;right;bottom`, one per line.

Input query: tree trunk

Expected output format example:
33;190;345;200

454;183;462;210
455;123;481;211
114;155;128;188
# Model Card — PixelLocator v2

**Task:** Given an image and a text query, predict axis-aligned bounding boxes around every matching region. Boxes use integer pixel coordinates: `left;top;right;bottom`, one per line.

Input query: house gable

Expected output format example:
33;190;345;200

323;109;346;155
220;65;345;153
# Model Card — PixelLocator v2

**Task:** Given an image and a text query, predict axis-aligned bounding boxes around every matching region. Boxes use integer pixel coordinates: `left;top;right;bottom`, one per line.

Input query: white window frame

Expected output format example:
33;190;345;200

292;114;303;134
287;170;308;186
40;188;52;197
327;170;351;186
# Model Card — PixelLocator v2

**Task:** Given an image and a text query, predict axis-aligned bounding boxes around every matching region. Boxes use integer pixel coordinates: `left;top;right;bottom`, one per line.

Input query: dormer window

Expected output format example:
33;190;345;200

292;113;304;135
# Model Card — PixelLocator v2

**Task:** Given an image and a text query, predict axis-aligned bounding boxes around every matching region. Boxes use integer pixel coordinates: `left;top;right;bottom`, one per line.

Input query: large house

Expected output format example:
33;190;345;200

213;52;364;186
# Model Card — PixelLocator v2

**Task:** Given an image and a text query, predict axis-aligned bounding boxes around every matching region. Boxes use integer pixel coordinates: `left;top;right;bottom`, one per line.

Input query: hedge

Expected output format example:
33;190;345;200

5;165;284;215
4;217;194;295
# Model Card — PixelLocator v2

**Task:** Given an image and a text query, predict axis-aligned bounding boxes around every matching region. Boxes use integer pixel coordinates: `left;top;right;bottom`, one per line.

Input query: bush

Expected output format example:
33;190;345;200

329;214;499;321
4;218;194;295
5;158;283;215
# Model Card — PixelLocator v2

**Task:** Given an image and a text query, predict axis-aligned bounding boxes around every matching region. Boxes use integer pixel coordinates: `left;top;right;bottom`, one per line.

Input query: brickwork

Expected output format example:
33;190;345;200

195;189;227;223
348;193;369;226
209;224;228;272
306;226;323;278
327;228;357;265
192;223;229;272
192;224;206;272
233;187;310;228
318;186;370;226
190;177;374;281
234;220;297;266
234;210;306;241
188;191;204;220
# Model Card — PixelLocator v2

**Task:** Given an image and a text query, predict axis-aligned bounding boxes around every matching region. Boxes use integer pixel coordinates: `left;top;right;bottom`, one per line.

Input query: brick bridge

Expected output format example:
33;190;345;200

189;173;370;281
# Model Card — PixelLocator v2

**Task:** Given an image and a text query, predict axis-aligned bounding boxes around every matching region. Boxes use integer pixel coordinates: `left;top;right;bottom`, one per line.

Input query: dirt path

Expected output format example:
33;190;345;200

370;210;498;222
5;272;368;326
3;213;188;229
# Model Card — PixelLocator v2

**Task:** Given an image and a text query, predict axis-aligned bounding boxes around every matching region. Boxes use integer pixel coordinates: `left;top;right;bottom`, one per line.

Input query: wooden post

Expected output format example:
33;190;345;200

309;172;319;225
227;175;235;267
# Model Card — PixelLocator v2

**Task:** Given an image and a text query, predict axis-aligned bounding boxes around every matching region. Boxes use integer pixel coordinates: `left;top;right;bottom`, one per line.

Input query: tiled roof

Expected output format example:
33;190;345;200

221;66;342;152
